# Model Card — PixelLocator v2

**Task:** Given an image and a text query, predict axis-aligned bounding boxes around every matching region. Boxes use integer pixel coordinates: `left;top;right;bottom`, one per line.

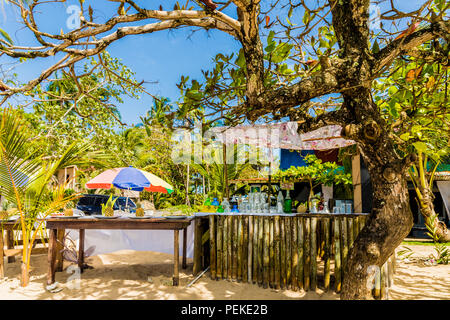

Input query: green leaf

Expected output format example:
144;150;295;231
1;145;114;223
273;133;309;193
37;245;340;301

372;39;380;54
413;141;428;153
0;28;13;45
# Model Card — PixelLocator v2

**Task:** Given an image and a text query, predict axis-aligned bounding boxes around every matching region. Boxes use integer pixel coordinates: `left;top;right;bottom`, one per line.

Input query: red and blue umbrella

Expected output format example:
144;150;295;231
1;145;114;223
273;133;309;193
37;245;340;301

85;166;173;194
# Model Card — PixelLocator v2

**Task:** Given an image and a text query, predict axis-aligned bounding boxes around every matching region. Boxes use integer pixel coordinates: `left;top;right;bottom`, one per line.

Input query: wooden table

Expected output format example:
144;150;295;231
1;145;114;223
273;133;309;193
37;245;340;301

46;217;192;286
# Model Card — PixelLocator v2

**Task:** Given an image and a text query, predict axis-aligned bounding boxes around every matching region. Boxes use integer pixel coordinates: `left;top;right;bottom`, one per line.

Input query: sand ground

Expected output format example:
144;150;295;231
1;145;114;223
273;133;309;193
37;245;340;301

0;245;448;300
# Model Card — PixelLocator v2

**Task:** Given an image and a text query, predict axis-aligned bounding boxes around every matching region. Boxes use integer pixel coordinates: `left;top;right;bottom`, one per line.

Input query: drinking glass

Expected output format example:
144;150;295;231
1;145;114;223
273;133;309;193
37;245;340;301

345;203;352;214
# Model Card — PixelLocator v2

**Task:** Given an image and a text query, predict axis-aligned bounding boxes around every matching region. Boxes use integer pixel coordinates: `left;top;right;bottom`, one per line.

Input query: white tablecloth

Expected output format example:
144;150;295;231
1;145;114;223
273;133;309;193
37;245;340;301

67;223;195;258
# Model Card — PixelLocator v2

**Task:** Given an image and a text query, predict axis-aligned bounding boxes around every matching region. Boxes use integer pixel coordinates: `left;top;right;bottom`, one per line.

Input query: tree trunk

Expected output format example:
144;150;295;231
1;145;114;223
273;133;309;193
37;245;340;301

341;156;413;299
185;164;191;206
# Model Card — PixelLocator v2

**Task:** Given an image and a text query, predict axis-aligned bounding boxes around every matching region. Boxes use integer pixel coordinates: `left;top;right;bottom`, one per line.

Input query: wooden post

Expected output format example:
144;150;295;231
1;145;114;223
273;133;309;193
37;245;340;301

303;217;311;291
237;216;243;282
263;217;269;288
216;218;222;279
341;217;348;279
78;229;85;273
6;230;15;263
223;215;228;280
248;215;253;283
227;216;232;280
291;216;298;291
242;216;248;283
323;218;331;292
373;265;381;299
310;217;317;291
257;216;263;286
47;229;57;285
173;229;180;286
209;215;216;280
297;217;304;290
380;262;387;300
285;217;292;290
274;215;281;290
269;216;274;288
0;229;4;278
193;217;203;276
334;218;342;293
352;153;362;213
348;218;354;249
183;227;188;269
280;216;286;289
252;216;258;284
55;229;65;272
232;216;238;281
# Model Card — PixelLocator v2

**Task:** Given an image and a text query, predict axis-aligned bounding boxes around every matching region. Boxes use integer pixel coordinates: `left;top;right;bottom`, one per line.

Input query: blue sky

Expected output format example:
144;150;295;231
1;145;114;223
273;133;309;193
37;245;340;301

0;0;428;126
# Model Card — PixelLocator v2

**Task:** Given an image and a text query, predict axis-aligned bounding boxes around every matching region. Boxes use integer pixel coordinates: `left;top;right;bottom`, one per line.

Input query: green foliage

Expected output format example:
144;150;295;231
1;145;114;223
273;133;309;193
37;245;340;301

425;215;449;264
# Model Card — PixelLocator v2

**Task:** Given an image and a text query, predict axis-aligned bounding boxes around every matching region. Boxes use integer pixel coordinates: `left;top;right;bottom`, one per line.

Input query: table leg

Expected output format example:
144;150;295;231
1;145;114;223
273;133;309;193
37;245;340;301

173;229;179;286
55;229;65;272
47;229;57;285
6;230;15;263
78;229;85;273
0;229;4;278
182;227;187;269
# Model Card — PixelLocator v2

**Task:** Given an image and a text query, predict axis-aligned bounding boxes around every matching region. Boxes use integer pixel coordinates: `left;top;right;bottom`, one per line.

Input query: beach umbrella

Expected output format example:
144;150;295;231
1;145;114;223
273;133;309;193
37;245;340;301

85;166;174;194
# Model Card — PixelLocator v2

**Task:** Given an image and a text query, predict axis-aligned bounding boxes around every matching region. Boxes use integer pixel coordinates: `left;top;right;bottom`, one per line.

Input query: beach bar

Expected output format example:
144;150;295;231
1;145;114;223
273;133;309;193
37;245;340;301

193;212;395;299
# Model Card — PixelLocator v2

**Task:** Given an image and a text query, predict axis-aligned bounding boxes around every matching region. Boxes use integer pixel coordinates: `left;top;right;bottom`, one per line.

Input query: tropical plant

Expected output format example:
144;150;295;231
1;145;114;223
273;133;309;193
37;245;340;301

274;154;352;208
425;215;449;265
101;194;118;217
0;108;91;286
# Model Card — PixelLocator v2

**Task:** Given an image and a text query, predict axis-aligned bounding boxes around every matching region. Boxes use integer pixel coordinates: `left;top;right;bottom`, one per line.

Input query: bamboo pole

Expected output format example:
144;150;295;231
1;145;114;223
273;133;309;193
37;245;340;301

297;217;304;290
248;215;253;283
334;218;342;293
380;262;387;300
252;215;258;284
319;219;325;259
274;215;281;290
227;216;232;280
232;216;238;281
257;216;264;286
291;216;298;291
263;217;270;289
280;217;286;289
323;218;331;292
237;215;243;282
341;216;348;279
193;217;203;276
348;218;354;249
223;215;228;280
269;216;274;288
310;217;317;291
303;217;311;291
216;216;223;280
285;217;292;290
209;215;216;280
243;216;248;283
373;265;381;299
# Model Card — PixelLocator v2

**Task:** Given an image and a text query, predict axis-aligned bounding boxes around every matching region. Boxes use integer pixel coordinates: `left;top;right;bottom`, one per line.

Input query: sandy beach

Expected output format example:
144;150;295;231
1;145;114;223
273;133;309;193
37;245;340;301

0;245;448;300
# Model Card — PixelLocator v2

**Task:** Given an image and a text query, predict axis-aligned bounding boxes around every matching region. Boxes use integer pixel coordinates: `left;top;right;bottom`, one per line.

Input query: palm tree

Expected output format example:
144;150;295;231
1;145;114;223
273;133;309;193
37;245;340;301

0;108;91;286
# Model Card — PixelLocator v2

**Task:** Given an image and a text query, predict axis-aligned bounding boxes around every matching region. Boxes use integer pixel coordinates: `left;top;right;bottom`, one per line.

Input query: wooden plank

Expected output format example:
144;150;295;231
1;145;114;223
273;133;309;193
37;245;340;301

310;217;317;291
341;217;348;279
263;217;270;288
257;216;263;286
209;215;216;280
334;218;342;293
291;216;298;291
173;229;180;286
55;229;65;272
252;215;258;284
193;217;203;276
6;230;15;263
0;229;4;278
47;229;57;285
285;217;292;290
352;153;362;213
237;216;243;282
182;227;188;269
269;216;274;288
380;262;387;300
297;217;304;290
232;216;238;281
274;215;281;290
216;218;222;279
4;247;47;257
242;216;248;283
248;215;253;283
303;217;311;291
323;218;331;292
348;218;354;248
280;216;286;289
227;216;232;280
78;229;85;273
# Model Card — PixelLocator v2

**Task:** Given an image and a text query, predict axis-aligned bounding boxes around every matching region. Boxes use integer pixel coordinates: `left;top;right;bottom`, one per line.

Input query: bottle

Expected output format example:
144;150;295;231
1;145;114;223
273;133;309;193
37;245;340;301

231;204;239;213
276;191;284;214
204;197;212;212
216;205;224;213
222;198;231;213
284;190;292;214
211;197;220;213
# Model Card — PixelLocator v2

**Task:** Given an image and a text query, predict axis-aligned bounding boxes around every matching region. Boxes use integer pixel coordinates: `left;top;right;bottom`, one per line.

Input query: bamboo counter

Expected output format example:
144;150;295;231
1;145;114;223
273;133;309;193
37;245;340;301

193;212;395;300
